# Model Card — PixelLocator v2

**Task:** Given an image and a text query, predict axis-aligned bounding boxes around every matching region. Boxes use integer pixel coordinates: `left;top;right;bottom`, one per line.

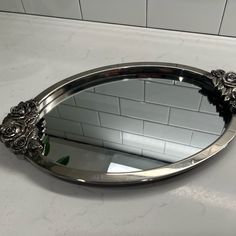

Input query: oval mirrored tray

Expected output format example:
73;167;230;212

1;62;236;186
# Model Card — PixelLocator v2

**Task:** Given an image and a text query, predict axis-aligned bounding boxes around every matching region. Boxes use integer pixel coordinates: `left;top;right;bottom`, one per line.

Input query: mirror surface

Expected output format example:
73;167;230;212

43;78;226;173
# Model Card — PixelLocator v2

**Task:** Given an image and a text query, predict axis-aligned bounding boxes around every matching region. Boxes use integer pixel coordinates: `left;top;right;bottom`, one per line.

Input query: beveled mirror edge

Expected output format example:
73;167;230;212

1;62;236;186
35;62;211;119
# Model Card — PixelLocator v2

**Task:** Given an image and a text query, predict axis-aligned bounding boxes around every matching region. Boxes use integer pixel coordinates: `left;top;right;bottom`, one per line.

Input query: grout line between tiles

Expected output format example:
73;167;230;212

163;141;167;154
72;96;77;106
78;0;84;20
167;107;171;125
56;107;62;118
189;131;194;145
118;97;121;115
198;95;203;111
50;118;219;147
90;90;209;113
218;0;228;35
145;0;148;27
80;122;84;136
121;131;124;144
144;81;146;102
20;0;26;13
97;111;102;126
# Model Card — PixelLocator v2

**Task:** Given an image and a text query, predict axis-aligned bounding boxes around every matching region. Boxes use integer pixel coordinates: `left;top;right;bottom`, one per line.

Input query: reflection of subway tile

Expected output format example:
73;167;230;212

146;81;202;110
174;81;199;89
95;80;144;101
46;128;65;138
45;116;83;135
85;87;95;92
123;132;165;152
83;124;122;143
58;104;99;125
75;92;119;114
120;98;169;123
169;108;224;134
46;107;59;118
62;97;76;106
100;113;143;134
191;131;219;148
104;141;142;155
146;78;174;84
199;96;217;114
144;121;192;144
165;142;201;158
142;149;180;163
65;133;103;146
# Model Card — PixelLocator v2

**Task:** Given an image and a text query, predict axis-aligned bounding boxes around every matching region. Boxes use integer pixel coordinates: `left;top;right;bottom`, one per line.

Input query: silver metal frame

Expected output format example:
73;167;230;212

1;62;236;186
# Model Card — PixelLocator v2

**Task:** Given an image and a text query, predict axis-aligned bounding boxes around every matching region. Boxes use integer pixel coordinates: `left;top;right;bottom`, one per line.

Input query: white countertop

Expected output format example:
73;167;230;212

1;12;236;236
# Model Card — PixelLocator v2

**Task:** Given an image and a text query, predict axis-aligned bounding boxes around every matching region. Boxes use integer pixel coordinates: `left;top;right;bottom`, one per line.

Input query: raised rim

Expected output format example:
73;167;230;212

29;62;236;185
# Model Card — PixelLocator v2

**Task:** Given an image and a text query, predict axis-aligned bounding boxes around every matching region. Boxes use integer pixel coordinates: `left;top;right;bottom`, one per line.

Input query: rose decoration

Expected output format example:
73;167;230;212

0;99;45;158
10;100;37;119
0;120;25;141
211;70;236;111
223;72;236;86
12;136;27;153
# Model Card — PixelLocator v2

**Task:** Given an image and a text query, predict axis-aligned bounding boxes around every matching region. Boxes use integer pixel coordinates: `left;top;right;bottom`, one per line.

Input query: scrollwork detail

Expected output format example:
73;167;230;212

0;100;45;159
211;70;236;111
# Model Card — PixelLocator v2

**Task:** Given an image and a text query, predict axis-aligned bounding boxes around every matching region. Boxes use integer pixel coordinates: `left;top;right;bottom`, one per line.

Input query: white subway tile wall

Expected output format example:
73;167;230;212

1;0;235;37
80;0;146;26
147;0;226;34
22;0;82;19
0;0;24;12
220;0;236;36
45;79;223;161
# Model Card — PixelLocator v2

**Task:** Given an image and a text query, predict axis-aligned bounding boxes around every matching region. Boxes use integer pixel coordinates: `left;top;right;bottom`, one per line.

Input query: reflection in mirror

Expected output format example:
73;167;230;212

43;78;225;173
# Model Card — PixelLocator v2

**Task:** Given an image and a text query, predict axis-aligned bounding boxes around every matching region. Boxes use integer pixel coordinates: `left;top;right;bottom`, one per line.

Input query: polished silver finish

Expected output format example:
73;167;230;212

1;62;236;186
0;100;45;160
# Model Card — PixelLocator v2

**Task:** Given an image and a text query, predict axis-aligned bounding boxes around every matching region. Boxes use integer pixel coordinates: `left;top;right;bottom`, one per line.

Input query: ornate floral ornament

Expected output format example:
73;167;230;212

0;100;45;160
211;70;236;112
0;63;235;186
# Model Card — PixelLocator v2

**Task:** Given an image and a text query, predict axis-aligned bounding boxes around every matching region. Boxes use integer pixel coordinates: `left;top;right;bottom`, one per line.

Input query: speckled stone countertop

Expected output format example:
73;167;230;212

0;12;236;236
